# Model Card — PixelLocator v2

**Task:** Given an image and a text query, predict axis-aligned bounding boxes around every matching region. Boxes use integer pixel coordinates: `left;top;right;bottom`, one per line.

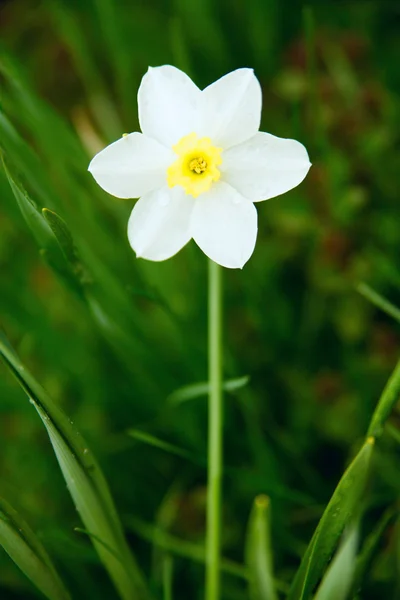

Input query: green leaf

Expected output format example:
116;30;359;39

0;332;151;600
3;163;85;297
0;496;71;600
313;525;358;600
3;160;57;251
288;437;374;600
367;357;400;439
126;517;289;595
357;282;400;324
162;555;174;600
167;375;250;405
127;429;194;461
42;208;90;286
350;508;397;598
245;495;278;600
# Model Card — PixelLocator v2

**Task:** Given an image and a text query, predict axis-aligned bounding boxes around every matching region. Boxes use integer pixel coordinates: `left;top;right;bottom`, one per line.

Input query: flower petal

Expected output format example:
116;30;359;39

200;68;262;149
221;132;311;201
191;182;257;269
127;187;194;261
88;133;174;199
138;65;201;147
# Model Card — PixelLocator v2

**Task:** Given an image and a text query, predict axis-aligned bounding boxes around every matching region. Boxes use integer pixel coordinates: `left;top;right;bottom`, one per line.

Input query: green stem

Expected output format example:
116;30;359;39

206;259;223;600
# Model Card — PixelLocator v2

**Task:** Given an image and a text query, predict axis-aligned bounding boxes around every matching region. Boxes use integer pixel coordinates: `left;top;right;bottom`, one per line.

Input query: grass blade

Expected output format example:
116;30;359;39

357;282;400;324
367;357;400;439
288;437;374;600
127;430;194;461
0;332;151;600
313;525;358;600
350;508;397;598
0;497;71;600
167;376;250;405
245;495;278;600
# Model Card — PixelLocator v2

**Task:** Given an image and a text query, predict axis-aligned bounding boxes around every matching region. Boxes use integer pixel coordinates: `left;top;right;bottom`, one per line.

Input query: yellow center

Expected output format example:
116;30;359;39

167;133;222;198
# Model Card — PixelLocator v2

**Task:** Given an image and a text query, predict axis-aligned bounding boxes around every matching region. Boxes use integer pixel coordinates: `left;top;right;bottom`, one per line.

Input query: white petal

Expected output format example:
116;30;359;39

128;187;194;261
190;182;257;269
138;65;201;147
88;133;173;199
221;132;311;201
200;68;262;149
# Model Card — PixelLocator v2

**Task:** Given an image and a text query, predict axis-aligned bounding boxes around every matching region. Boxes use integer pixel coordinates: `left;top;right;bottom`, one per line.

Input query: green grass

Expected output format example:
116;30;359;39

1;1;400;599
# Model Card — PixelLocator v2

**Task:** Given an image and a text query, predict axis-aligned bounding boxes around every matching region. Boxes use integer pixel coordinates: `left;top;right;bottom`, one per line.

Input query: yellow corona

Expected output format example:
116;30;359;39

167;133;222;198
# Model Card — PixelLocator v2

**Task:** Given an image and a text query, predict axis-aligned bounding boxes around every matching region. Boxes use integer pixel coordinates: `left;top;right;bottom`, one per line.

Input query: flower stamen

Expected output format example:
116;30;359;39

167;133;222;198
189;157;208;174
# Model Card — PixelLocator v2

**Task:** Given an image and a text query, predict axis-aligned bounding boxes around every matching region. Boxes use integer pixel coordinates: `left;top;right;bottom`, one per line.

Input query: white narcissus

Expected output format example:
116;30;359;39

89;66;311;269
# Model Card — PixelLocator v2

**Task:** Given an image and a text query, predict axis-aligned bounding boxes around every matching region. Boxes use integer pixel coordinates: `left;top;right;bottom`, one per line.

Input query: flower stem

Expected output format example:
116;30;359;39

206;259;223;600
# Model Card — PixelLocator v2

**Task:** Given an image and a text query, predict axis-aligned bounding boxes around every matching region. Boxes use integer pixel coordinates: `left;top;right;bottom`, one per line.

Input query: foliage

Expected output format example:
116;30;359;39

1;0;400;598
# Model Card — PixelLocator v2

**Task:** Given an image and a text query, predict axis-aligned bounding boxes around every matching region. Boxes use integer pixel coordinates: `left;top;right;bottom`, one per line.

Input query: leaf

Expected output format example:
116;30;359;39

0;496;71;600
3;160;57;251
125;517;289;595
3;163;85;297
0;332;151;600
357;282;400;324
313;525;358;600
350;507;397;598
162;555;174;600
167;375;250;405
245;495;278;600
288;437;374;600
42;208;90;285
127;429;194;461
367;357;400;439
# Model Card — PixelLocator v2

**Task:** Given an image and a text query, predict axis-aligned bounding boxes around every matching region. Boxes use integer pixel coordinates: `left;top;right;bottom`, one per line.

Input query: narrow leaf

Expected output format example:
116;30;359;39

0;332;151;600
162;555;174;600
350;507;397;598
3;160;57;250
3;164;84;297
42;208;89;284
127;429;193;461
245;495;278;600
288;437;374;600
357;282;400;324
126;517;289;594
168;375;250;405
0;497;71;600
367;357;400;439
313;525;358;600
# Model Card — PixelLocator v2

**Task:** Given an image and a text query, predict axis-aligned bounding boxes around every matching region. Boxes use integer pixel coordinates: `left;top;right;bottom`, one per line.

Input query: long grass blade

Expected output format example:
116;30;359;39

245;495;278;600
0;332;151;600
313;525;358;600
0;497;71;600
288;438;374;600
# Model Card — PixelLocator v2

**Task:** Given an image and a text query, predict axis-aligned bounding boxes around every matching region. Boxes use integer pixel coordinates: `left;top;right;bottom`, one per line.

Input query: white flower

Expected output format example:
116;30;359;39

89;66;311;269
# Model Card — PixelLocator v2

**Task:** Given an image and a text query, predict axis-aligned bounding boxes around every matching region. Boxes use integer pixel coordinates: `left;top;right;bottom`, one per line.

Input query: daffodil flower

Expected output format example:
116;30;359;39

89;66;311;269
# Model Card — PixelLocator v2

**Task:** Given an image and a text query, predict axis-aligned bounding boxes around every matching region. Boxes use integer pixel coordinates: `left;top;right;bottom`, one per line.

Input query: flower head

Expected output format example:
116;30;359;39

89;66;311;269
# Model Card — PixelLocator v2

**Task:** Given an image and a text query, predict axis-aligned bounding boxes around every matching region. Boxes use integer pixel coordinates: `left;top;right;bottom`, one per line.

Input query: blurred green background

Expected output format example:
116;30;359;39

1;0;400;598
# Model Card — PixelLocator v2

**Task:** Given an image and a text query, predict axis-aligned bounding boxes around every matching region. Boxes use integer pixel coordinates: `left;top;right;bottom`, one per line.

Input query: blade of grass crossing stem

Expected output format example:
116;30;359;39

288;437;374;600
313;526;358;600
245;495;278;600
167;376;249;405
126;517;289;594
0;332;151;600
367;357;400;438
0;497;71;600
